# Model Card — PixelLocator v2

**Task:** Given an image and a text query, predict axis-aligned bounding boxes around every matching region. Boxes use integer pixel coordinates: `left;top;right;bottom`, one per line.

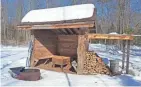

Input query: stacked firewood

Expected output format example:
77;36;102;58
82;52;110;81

83;52;111;75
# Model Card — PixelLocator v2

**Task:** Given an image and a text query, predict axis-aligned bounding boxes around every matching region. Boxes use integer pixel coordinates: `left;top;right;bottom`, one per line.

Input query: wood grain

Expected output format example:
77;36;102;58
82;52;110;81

88;34;133;40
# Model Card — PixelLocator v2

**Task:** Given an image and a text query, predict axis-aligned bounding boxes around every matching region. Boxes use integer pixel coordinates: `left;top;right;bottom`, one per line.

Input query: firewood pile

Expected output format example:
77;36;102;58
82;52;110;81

83;52;111;75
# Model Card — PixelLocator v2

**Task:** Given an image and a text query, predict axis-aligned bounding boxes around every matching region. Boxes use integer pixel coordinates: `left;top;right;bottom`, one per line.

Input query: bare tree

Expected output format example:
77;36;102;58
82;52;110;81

1;1;8;44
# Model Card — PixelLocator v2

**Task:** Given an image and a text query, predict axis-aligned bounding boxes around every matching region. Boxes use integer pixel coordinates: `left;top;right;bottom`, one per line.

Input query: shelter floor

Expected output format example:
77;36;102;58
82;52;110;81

31;59;76;74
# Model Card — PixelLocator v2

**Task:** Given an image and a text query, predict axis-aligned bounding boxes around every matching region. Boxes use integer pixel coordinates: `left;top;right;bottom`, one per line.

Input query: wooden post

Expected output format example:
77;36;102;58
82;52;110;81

30;37;35;67
77;35;89;74
126;40;130;74
122;40;126;70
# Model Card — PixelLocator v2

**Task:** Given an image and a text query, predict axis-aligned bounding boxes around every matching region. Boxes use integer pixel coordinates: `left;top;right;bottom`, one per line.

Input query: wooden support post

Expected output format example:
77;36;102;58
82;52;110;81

126;40;130;74
122;40;126;70
30;37;35;67
77;35;89;74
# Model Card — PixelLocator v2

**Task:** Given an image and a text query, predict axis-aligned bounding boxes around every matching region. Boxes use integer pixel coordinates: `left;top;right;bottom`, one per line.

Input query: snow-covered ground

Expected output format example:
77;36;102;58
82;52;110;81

89;44;141;77
0;44;141;86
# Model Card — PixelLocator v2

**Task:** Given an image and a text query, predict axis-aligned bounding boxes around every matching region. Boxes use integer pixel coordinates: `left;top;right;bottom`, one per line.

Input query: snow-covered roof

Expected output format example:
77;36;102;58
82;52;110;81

22;4;95;23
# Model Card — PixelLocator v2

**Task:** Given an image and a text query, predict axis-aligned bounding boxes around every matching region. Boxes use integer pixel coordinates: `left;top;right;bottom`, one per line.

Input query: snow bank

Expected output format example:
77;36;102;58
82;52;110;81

22;4;95;22
0;46;28;70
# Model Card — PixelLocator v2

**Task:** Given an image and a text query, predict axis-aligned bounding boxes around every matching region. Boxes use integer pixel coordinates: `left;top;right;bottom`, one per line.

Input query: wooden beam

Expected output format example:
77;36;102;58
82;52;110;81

57;30;64;34
17;25;32;29
88;34;133;40
73;29;80;35
126;40;130;74
66;29;74;34
61;29;69;35
70;29;77;35
17;22;94;30
64;29;71;35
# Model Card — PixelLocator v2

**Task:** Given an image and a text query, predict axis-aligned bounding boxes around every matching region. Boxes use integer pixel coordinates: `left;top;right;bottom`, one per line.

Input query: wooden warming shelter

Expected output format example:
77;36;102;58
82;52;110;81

18;4;133;75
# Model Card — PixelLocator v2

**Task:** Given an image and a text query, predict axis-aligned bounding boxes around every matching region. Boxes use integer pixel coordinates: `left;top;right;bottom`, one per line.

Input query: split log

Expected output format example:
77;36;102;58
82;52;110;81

83;52;111;75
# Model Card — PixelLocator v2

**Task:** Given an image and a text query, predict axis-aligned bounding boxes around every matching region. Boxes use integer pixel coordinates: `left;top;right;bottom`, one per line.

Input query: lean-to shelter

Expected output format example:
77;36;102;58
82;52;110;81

18;4;133;75
18;4;96;74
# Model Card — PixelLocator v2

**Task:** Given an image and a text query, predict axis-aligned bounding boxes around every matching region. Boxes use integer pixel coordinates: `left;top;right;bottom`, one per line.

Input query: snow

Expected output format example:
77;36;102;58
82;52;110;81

109;32;118;34
89;44;141;77
1;44;141;86
22;4;95;23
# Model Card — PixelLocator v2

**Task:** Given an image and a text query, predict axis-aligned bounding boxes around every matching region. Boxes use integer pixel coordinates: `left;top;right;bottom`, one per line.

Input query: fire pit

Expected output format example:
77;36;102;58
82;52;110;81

9;67;40;81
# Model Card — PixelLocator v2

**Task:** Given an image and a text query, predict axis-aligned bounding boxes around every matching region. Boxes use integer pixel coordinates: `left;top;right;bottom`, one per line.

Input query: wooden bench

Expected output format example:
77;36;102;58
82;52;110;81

33;55;53;66
52;55;71;70
33;55;71;68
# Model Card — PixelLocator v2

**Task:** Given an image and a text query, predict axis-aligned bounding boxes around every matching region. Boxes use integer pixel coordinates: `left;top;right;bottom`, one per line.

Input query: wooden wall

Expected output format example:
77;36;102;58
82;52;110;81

57;35;78;57
32;30;58;59
32;31;79;59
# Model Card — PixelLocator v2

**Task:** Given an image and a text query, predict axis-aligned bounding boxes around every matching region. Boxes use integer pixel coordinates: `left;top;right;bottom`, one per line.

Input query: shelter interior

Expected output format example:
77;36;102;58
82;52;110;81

29;24;95;73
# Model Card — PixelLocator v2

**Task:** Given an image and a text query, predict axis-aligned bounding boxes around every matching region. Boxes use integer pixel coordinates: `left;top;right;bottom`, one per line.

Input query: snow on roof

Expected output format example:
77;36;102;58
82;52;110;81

22;4;95;23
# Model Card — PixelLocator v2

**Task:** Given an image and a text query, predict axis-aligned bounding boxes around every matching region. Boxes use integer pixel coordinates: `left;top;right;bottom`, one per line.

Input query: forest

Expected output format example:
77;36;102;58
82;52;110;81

1;0;141;46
